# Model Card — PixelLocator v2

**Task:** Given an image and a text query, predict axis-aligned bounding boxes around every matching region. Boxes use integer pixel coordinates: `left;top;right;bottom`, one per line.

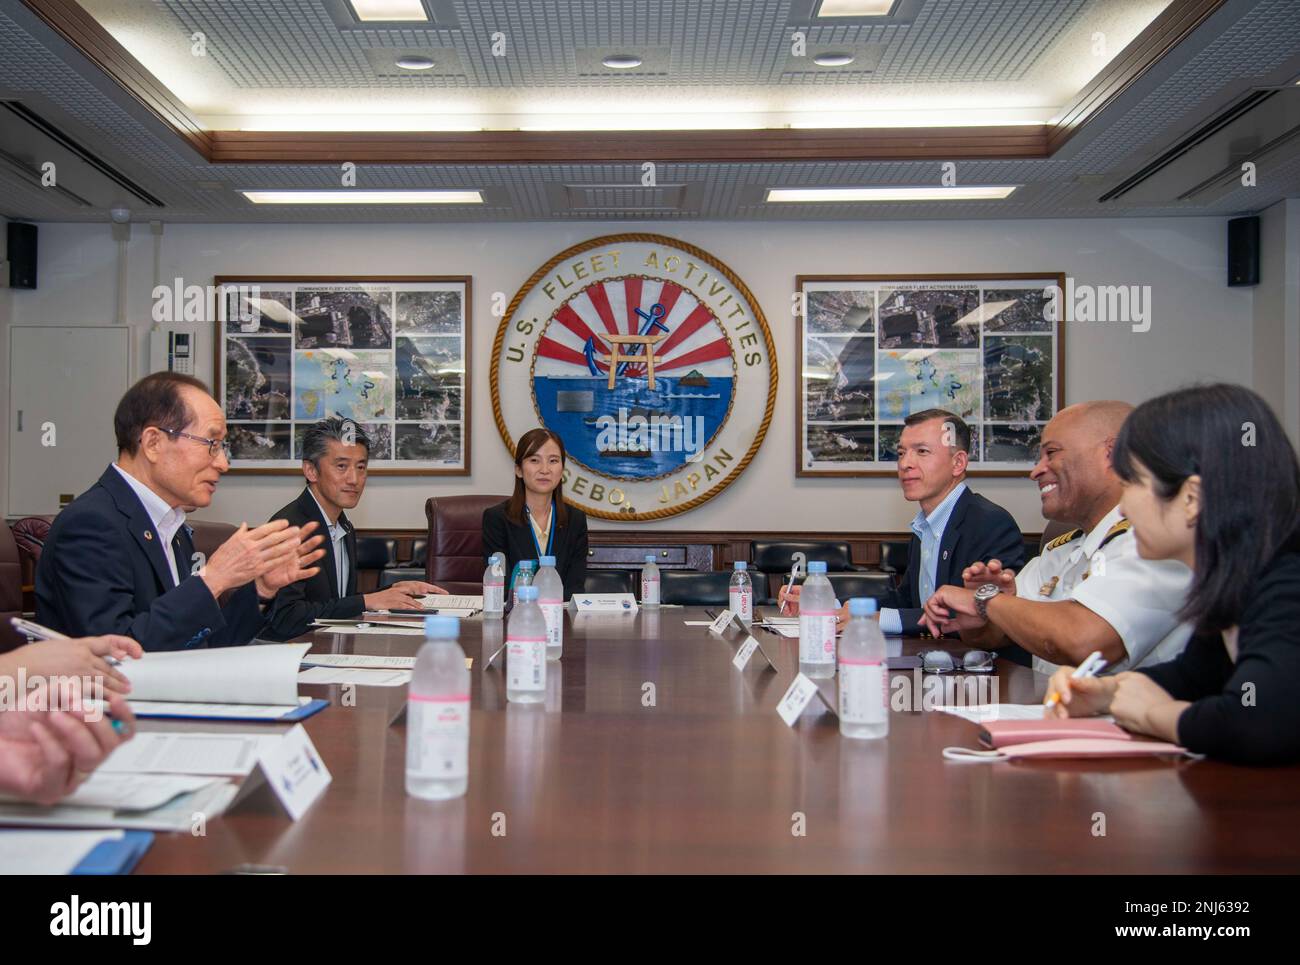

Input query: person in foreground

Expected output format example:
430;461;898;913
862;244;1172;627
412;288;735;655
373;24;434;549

483;427;588;599
1046;384;1300;765
35;372;325;651
778;409;1025;640
921;401;1193;675
0;635;137;804
264;418;446;640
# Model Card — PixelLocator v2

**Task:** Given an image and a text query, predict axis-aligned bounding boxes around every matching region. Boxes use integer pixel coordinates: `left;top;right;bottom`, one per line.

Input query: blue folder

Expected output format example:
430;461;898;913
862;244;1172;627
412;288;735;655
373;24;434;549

73;831;154;875
131;697;330;723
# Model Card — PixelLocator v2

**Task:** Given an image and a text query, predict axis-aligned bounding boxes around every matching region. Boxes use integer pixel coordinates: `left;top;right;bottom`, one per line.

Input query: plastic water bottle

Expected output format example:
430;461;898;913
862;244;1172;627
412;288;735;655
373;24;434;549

511;559;535;607
799;561;839;678
506;585;546;703
534;555;565;662
729;561;753;624
405;615;470;800
641;554;661;608
483;552;506;620
838;598;888;740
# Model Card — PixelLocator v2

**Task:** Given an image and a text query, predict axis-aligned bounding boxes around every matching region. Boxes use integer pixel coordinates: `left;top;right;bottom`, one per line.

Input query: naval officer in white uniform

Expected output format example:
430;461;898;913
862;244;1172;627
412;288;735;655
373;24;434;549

921;401;1192;675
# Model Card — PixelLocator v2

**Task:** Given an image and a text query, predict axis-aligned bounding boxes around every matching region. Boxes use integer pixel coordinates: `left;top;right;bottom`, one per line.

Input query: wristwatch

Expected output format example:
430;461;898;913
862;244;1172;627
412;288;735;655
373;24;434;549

974;583;1000;621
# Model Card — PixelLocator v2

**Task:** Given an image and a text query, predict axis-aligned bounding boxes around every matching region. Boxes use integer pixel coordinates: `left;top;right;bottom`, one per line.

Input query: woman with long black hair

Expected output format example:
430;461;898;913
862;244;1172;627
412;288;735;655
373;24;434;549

482;427;588;599
1046;383;1300;765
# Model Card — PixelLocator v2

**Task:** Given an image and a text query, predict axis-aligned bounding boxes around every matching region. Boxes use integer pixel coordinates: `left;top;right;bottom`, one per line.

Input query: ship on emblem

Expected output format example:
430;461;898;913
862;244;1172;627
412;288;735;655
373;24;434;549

533;276;735;478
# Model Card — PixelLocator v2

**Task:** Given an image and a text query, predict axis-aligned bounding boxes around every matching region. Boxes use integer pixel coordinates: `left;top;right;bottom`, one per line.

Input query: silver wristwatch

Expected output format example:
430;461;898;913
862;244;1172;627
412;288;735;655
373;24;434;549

974;583;1000;621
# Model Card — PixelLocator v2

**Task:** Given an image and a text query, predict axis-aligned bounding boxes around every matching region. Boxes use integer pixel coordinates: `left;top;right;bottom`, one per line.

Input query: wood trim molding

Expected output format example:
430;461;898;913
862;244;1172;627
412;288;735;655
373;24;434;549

20;0;212;159
1046;0;1229;155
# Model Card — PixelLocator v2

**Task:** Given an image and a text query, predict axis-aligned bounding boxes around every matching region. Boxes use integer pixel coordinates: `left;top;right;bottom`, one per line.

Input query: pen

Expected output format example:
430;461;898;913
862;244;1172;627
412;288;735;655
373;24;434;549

1043;650;1108;709
10;617;125;667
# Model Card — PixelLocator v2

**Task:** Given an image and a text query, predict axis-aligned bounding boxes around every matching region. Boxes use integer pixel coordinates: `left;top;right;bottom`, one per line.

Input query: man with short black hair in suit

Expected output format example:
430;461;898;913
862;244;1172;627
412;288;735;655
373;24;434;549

263;418;446;640
35;372;325;652
781;409;1026;642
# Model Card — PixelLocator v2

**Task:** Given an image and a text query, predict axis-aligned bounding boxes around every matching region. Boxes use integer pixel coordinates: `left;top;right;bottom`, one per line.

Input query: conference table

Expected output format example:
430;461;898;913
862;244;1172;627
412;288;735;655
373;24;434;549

135;607;1300;874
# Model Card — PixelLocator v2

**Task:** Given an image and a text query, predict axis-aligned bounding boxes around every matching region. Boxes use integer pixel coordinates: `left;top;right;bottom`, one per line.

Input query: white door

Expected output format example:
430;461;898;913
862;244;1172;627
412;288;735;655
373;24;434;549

8;326;131;516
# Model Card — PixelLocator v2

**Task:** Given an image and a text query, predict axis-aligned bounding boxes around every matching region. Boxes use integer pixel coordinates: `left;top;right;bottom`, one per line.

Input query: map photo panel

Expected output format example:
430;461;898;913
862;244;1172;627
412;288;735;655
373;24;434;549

797;274;1061;476
214;277;471;474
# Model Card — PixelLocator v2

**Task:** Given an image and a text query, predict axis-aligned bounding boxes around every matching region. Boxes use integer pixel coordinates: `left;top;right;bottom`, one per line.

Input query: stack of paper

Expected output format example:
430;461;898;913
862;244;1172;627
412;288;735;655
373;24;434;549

0;829;153;874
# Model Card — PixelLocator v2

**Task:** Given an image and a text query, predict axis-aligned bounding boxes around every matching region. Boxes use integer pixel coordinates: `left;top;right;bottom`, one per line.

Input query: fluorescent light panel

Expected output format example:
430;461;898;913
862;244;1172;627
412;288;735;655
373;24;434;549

241;190;482;204
348;0;428;22
817;0;896;16
766;186;1017;202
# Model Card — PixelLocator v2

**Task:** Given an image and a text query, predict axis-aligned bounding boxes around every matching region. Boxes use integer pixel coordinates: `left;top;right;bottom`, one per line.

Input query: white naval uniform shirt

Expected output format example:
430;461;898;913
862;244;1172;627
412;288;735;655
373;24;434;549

1014;506;1194;677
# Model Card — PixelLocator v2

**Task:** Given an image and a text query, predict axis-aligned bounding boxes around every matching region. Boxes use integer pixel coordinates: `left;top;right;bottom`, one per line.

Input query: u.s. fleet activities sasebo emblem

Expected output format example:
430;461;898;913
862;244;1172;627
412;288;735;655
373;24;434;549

491;234;777;521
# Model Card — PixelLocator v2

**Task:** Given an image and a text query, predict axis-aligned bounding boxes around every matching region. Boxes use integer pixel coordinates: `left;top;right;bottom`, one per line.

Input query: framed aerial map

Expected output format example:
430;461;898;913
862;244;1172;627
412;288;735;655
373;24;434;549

795;273;1064;477
213;275;471;475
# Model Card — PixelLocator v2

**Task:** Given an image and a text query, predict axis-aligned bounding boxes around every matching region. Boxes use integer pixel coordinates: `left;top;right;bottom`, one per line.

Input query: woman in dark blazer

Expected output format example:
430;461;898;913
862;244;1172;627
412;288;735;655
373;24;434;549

482;427;588;600
1046;384;1300;765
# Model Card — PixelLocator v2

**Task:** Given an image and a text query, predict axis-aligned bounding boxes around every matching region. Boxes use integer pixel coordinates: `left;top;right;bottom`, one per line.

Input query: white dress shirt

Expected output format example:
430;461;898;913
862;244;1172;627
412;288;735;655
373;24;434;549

113;464;187;586
309;489;349;598
880;482;966;634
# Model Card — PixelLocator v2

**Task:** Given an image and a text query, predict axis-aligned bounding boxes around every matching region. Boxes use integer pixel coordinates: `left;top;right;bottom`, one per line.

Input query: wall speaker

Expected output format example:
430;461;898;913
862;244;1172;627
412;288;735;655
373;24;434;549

1227;215;1259;287
6;221;37;289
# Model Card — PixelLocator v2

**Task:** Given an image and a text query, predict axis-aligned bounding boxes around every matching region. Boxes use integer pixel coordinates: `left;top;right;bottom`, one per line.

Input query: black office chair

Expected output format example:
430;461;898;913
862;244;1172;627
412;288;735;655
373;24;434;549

660;570;728;605
584;570;634;595
355;537;397;571
751;540;856;573
378;566;425;588
825;571;895;603
877;539;911;576
408;539;428;568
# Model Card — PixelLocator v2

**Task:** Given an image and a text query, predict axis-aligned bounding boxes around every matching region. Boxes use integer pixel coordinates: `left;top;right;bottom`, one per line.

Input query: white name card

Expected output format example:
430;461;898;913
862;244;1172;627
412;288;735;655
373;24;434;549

708;609;736;635
256;724;331;821
570;593;638;613
732;634;777;672
776;673;838;726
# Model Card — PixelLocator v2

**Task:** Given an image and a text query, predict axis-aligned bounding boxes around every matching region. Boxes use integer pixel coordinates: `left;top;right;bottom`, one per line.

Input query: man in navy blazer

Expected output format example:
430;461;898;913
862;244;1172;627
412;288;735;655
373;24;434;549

35;372;325;651
782;409;1025;641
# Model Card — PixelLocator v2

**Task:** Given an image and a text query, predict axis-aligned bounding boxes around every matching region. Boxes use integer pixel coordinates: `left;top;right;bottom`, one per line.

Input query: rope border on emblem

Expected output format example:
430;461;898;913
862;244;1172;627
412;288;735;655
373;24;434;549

490;233;778;522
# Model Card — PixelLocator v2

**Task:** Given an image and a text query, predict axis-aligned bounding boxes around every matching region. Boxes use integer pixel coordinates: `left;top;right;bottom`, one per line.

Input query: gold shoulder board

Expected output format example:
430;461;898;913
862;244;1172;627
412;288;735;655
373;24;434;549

1044;528;1083;552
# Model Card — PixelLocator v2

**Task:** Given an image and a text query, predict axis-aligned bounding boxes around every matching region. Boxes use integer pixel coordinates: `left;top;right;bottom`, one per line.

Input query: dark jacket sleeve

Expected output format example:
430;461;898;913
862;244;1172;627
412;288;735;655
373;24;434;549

1140;562;1300;765
36;507;237;652
561;509;588;600
263;579;364;641
482;505;510;571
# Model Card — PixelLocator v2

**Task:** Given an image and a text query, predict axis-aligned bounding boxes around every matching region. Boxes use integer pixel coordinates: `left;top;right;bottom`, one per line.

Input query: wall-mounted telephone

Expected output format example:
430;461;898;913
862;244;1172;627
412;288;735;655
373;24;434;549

150;327;194;374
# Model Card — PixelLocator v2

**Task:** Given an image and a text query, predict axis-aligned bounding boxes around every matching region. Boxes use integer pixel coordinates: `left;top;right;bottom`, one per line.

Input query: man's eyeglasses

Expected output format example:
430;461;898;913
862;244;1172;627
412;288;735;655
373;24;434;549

156;427;232;460
918;649;996;674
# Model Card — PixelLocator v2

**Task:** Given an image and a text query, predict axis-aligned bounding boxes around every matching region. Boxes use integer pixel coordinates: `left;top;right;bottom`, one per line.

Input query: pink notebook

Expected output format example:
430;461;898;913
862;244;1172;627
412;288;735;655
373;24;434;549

979;719;1130;748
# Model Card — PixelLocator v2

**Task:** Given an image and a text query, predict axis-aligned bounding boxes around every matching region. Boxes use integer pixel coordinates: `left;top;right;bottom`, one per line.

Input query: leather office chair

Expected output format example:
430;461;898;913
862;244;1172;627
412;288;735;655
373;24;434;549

1;522;26;652
408;539;427;568
754;540;857;602
878;539;911;576
424;494;511;595
584;570;634;595
659;570;731;606
355;537;397;571
379;567;426;589
11;515;53;612
825;571;895;603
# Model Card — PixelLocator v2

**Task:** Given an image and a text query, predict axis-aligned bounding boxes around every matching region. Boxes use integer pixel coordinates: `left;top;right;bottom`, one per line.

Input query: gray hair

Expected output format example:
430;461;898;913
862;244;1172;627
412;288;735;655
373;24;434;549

302;417;370;466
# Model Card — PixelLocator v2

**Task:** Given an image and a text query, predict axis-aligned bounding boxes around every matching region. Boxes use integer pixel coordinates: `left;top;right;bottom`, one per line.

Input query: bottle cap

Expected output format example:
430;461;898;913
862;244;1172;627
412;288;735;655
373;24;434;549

733;560;748;570
645;554;656;563
521;560;536;570
808;560;827;574
424;614;460;638
848;597;877;617
517;585;539;602
539;555;556;567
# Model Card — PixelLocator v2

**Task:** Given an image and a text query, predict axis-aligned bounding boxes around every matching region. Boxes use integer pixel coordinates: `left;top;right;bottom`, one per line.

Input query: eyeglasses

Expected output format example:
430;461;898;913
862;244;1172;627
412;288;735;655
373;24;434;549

156;427;232;460
918;649;996;674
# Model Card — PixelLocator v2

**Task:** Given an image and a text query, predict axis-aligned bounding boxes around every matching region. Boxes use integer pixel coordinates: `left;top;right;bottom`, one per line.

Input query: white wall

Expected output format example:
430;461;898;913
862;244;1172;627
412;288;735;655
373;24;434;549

1;216;1252;533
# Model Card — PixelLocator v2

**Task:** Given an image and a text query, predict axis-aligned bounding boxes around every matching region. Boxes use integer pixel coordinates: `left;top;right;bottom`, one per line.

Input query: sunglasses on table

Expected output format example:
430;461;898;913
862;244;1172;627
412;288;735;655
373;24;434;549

917;649;997;674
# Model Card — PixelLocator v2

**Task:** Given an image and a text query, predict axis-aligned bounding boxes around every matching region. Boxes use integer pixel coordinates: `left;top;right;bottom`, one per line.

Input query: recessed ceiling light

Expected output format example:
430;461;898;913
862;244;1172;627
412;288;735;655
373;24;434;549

813;52;856;67
816;0;895;16
766;186;1018;202
348;0;429;21
396;55;435;70
602;54;643;69
241;190;483;204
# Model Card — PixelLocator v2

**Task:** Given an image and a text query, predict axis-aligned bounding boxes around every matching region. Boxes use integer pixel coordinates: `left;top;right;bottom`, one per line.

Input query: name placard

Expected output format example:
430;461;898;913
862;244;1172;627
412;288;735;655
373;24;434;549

569;593;638;613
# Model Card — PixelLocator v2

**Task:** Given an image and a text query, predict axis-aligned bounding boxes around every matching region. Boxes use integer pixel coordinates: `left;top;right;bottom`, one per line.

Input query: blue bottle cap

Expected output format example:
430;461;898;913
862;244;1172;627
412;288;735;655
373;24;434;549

424;615;459;638
808;560;827;574
539;555;556;567
645;554;656;563
848;597;877;617
517;585;539;602
520;560;536;570
734;561;748;570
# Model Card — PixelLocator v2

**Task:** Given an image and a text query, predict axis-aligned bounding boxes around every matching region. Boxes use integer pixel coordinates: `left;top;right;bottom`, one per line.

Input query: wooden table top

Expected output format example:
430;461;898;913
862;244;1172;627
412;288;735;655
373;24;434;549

134;607;1300;874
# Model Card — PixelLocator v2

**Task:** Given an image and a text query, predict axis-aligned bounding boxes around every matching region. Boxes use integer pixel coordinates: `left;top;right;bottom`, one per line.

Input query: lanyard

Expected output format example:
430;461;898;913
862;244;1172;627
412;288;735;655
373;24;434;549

525;497;556;560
